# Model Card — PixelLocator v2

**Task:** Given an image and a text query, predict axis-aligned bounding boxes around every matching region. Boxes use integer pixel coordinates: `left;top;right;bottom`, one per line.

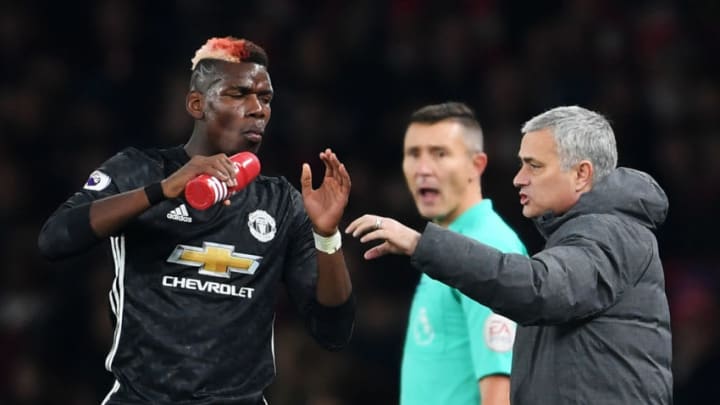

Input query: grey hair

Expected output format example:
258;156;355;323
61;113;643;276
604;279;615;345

521;106;617;181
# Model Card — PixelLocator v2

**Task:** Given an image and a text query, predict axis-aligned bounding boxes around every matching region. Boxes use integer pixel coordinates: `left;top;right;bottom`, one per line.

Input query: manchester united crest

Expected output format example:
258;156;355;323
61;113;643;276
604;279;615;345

248;210;276;243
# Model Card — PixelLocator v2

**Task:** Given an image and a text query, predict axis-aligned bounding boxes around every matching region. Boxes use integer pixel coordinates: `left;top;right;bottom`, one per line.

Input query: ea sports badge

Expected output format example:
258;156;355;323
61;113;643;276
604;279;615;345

484;313;516;352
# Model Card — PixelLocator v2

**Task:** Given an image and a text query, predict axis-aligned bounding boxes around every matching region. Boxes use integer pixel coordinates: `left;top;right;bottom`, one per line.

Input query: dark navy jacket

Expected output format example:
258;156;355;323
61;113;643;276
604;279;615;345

412;168;672;404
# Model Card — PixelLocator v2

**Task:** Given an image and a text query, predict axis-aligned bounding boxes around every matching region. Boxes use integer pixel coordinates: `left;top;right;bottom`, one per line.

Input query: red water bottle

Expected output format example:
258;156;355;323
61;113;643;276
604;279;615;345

184;151;261;210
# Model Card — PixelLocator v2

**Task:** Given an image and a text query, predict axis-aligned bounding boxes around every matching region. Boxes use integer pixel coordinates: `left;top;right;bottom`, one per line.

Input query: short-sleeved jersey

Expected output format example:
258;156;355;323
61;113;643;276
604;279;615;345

401;200;526;405
40;146;353;404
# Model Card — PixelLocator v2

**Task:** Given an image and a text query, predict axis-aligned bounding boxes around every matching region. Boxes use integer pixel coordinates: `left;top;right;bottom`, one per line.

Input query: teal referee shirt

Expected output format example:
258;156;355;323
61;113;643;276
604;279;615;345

401;200;527;405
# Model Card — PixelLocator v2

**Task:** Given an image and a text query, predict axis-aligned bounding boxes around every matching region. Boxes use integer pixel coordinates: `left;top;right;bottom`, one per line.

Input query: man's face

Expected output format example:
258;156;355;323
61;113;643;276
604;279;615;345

403;120;483;226
513;129;581;218
202;62;273;155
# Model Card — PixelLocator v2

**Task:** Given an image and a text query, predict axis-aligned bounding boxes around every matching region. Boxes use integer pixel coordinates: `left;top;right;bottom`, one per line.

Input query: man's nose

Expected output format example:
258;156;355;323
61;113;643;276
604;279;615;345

415;156;433;176
513;169;527;188
245;94;266;117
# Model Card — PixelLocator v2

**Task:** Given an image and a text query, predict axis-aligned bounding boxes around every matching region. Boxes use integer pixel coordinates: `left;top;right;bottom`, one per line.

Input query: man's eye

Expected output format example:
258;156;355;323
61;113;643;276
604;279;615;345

519;161;541;169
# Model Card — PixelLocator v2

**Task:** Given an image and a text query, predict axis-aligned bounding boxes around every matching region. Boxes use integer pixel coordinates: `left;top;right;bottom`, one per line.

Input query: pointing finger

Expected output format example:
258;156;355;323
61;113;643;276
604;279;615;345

345;214;369;234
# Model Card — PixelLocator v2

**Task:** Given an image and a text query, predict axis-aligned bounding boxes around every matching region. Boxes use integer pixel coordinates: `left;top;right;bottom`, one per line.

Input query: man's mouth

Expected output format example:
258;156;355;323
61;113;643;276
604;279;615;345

418;187;440;204
243;130;263;143
519;192;529;205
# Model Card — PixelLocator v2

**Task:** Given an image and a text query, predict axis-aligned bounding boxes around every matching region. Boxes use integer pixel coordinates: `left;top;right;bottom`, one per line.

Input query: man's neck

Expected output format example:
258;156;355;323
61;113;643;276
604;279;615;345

184;128;211;157
435;195;483;229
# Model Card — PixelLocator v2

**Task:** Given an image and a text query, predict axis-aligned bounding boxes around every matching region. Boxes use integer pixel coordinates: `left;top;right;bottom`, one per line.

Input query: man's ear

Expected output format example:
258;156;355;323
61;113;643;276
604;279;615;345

472;152;488;179
186;91;205;120
575;160;594;192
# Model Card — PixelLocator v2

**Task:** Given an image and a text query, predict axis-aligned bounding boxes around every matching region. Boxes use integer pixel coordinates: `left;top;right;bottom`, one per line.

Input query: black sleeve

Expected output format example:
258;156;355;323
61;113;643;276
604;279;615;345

412;222;640;326
37;148;148;260
282;184;355;350
38;200;100;260
306;293;356;351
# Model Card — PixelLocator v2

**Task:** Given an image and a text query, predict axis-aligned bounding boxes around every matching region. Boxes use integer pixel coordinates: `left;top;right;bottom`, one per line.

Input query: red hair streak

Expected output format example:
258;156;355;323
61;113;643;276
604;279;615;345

207;37;250;60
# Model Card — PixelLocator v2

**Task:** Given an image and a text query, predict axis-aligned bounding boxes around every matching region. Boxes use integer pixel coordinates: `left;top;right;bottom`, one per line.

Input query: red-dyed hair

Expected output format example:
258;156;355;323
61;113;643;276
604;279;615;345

191;36;268;70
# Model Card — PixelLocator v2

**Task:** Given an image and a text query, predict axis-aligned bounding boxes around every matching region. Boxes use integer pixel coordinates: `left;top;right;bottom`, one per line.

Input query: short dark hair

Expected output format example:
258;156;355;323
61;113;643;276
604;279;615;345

409;102;480;129
409;102;484;152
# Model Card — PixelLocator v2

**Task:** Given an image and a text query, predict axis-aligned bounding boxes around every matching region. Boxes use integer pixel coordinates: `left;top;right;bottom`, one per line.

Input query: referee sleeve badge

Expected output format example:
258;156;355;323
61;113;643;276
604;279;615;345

484;313;516;352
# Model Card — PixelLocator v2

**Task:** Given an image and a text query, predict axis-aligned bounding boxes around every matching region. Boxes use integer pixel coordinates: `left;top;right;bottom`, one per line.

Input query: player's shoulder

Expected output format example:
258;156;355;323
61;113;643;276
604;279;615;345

108;145;192;171
105;146;164;167
248;175;306;222
92;146;169;189
468;208;526;254
255;173;290;186
486;211;520;238
254;174;300;194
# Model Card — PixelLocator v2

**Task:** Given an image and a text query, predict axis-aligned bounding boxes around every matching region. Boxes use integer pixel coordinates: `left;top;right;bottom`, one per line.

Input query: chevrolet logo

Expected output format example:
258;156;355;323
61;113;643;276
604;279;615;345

167;242;261;278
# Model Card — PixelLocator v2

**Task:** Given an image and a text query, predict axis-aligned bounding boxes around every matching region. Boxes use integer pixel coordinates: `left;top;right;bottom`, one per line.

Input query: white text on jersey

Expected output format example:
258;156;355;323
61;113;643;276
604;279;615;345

162;275;254;298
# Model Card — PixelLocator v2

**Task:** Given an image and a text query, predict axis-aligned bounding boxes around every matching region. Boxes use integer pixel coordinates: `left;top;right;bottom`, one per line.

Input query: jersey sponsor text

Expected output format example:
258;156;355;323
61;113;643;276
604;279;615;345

162;275;255;298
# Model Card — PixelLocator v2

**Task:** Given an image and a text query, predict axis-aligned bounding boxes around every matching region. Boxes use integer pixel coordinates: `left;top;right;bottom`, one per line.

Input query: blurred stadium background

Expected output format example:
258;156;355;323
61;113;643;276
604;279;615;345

1;0;719;403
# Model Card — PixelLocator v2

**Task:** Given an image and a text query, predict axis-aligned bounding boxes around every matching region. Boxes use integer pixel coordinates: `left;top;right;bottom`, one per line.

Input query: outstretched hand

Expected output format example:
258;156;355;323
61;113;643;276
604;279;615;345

345;215;421;259
301;148;351;235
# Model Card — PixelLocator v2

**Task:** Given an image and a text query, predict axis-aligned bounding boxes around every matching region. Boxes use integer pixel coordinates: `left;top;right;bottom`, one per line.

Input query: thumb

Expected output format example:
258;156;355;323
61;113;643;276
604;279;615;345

300;163;312;196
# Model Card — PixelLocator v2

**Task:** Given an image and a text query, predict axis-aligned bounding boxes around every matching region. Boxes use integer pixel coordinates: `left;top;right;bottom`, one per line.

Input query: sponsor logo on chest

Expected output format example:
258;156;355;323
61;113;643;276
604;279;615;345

165;241;262;298
167;241;261;278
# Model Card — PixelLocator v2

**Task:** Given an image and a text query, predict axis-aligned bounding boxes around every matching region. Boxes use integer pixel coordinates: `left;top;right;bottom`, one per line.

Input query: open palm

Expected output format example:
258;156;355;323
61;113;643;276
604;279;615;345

301;149;351;235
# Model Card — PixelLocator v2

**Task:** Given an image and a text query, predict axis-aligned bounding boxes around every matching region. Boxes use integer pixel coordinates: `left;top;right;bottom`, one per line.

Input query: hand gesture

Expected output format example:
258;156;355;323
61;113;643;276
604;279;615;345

345;215;421;259
301;148;351;235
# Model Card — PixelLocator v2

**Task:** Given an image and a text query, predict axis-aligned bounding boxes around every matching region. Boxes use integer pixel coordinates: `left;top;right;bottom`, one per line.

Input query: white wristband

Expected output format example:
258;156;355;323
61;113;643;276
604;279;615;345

313;230;342;254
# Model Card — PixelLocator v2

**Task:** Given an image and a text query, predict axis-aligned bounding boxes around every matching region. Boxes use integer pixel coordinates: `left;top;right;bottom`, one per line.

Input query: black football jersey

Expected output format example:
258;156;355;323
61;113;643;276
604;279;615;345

38;146;354;404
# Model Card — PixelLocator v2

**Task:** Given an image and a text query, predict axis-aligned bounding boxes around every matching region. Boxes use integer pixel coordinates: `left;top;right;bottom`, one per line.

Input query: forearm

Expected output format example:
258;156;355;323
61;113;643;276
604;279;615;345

315;250;352;306
305;250;355;351
412;223;624;325
87;154;232;236
412;223;532;319
89;186;157;237
479;375;510;405
38;185;161;260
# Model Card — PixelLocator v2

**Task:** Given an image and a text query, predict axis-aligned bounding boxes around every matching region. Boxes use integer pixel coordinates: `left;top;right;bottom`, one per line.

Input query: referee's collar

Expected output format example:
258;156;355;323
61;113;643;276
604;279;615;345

448;199;493;232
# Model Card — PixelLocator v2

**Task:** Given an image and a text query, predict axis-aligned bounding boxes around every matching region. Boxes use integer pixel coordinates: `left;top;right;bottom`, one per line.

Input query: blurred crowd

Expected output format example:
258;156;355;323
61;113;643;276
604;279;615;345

1;0;719;404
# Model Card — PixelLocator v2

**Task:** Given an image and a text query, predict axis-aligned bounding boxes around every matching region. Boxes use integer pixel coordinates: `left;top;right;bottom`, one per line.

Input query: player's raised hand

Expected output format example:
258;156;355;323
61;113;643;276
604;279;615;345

345;215;422;259
301;148;351;235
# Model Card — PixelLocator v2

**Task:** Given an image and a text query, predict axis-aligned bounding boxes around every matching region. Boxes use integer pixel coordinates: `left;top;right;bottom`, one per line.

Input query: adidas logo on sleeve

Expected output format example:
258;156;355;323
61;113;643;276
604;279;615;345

167;204;193;223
